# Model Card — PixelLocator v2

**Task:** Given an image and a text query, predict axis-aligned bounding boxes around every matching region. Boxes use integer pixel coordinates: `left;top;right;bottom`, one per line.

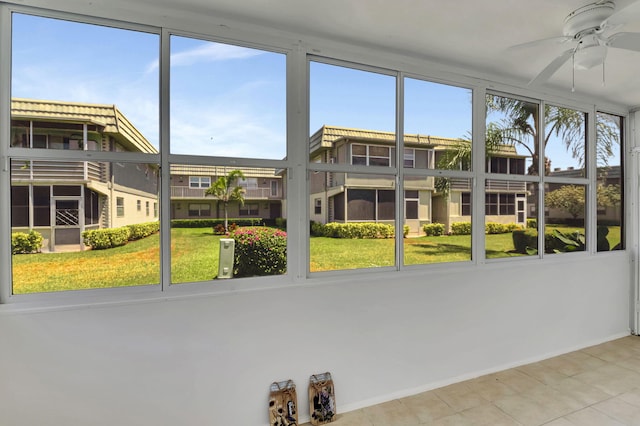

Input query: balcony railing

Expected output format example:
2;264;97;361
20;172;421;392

11;160;104;182
171;186;281;199
485;179;527;192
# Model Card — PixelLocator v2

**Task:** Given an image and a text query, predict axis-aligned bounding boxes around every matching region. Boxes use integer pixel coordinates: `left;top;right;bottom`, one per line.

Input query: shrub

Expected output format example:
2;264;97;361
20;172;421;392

526;219;537;229
310;221;324;237
82;227;131;250
423;222;445;236
171;218;262;228
213;224;226;235
11;230;43;254
512;229;538;254
275;218;286;229
485;222;507;234
403;225;409;238
450;222;472;235
231;227;287;277
505;223;523;232
320;222;395;239
126;221;159;240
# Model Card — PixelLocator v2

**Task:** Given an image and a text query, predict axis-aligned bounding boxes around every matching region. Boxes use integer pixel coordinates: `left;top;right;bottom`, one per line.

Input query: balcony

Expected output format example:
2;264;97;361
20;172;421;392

11;160;104;182
171;186;281;200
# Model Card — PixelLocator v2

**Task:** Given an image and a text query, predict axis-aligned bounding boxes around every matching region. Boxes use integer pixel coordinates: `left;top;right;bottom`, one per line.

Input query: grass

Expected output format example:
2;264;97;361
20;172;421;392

11;225;623;293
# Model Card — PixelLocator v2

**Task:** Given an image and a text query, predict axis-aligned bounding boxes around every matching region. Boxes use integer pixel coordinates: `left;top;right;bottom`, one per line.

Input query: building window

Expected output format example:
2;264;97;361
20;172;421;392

146;201;150;216
405;190;419;219
116;197;125;217
154;202;158;218
351;144;390;166
461;192;471;216
271;180;278;197
239;203;259;216
404;149;415;168
189;176;211;188
188;203;211;217
137;200;141;211
314;198;322;215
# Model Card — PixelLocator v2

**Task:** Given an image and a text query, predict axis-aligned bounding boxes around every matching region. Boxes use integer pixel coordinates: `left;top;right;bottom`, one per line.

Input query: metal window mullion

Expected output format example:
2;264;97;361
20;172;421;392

396;72;404;271
587;108;598;253
159;29;171;292
538;101;546;258
472;86;486;264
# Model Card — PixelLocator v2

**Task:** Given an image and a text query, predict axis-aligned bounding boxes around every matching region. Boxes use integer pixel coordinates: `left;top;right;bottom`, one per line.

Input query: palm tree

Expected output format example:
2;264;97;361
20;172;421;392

484;95;619;176
437;95;619;175
205;169;246;231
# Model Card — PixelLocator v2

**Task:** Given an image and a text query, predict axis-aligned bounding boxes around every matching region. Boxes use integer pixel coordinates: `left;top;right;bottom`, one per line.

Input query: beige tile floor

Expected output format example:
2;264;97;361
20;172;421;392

302;335;640;426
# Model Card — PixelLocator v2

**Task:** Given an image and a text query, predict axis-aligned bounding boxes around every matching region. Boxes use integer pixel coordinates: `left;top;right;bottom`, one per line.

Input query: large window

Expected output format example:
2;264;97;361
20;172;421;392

596;112;624;251
309;60;396;272
168;34;288;285
0;6;627;302
403;78;473;266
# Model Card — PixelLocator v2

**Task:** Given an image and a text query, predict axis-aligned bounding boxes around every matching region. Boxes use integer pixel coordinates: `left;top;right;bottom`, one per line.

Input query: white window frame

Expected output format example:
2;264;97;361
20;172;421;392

189;176;211;188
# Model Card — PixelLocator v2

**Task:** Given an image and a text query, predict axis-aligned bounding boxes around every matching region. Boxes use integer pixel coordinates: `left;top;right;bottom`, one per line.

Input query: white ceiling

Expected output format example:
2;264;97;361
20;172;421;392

71;0;640;108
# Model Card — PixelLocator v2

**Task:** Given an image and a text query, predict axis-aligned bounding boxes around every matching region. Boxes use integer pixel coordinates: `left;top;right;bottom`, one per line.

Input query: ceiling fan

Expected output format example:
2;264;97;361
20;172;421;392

516;0;640;89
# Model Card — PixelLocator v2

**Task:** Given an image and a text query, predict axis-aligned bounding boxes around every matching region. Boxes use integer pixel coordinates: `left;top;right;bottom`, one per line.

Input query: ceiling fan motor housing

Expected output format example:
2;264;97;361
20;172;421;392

563;1;615;37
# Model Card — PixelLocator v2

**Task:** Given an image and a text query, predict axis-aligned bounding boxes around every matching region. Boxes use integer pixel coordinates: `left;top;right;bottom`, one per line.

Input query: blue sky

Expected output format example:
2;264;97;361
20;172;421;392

11;13;613;169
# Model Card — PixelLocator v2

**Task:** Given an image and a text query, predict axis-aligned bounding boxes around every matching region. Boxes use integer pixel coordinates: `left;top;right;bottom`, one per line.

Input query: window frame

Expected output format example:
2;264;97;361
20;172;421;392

0;5;629;305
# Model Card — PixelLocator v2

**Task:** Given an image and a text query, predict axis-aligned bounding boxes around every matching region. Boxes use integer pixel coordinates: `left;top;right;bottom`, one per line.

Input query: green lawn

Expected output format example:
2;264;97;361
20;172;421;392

11;225;622;293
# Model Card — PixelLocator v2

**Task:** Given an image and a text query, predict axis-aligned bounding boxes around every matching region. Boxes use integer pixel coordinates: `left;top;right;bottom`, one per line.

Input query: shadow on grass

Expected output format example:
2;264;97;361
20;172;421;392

409;241;471;256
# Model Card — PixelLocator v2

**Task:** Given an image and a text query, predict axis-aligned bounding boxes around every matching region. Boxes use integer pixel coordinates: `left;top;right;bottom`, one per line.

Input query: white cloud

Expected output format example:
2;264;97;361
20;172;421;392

145;42;264;74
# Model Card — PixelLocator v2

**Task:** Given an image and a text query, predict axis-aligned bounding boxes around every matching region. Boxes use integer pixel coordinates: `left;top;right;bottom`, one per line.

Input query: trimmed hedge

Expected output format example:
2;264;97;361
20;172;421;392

231;227;287;277
321;222;395;239
126;221;160;240
82;227;131;250
11;230;43;254
423;223;445;236
451;222;472;235
82;221;159;250
171;218;262;228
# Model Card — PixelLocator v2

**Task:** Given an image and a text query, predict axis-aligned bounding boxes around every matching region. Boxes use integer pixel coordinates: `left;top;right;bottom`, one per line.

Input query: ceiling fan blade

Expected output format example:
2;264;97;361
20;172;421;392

607;31;640;52
509;35;572;50
602;0;640;28
528;49;574;86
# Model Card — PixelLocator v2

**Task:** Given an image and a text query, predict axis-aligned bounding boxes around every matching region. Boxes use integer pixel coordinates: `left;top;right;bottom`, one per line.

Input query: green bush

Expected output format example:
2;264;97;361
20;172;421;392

231;227;287;277
126;221;160;240
321;222;395;239
423;223;445;236
506;223;523;232
450;222;472;235
512;229;538;254
310;221;324;237
11;230;43;254
485;222;507;234
275;218;286;229
171;218;262;228
403;225;409;238
512;228;587;254
526;219;537;229
82;227;131;250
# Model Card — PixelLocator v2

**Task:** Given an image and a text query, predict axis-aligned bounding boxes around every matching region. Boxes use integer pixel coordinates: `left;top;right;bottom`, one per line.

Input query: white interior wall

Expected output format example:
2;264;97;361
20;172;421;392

0;254;630;425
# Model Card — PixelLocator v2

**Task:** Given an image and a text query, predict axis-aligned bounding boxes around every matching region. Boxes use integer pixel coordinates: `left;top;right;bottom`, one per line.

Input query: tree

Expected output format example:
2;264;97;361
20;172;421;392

205;169;245;231
484;95;620;176
545;185;585;220
545;183;621;220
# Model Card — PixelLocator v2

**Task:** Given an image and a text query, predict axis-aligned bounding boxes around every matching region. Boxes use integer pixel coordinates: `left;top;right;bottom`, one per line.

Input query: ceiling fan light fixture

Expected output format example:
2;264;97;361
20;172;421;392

573;44;607;70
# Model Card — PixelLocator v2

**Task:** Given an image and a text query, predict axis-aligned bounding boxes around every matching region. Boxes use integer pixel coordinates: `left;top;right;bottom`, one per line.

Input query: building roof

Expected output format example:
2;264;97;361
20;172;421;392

309;125;520;157
11;98;157;154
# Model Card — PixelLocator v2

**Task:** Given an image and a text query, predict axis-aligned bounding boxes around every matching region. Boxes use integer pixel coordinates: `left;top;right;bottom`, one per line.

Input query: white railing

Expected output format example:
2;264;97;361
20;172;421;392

11;160;104;182
171;186;280;199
